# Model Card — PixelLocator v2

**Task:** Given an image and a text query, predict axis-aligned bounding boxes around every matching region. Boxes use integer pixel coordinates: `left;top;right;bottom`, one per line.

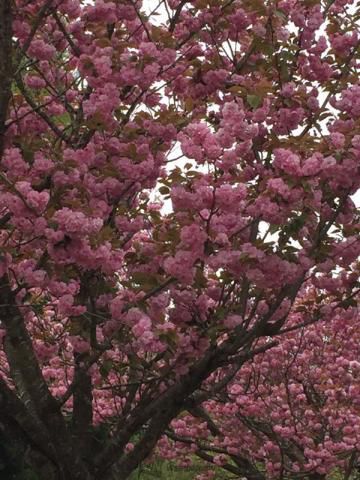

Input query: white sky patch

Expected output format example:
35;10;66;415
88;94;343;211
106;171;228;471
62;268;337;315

143;0;170;25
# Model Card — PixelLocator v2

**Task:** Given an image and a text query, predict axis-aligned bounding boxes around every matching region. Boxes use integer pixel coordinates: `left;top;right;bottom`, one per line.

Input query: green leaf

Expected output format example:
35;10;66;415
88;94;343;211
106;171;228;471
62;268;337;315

99;360;113;378
274;9;287;20
194;268;207;288
56;112;71;126
131;271;159;288
159;186;170;195
246;94;261;109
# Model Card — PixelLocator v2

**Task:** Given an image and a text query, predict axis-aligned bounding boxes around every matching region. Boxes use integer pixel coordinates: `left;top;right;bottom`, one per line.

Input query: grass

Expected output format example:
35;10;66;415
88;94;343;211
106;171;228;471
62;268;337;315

128;458;223;479
129;460;204;479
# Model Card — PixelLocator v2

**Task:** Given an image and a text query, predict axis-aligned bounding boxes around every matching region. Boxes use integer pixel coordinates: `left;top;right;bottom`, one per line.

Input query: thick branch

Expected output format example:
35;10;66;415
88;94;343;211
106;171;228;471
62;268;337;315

0;276;91;480
72;353;93;455
0;276;61;418
0;377;57;463
96;337;277;477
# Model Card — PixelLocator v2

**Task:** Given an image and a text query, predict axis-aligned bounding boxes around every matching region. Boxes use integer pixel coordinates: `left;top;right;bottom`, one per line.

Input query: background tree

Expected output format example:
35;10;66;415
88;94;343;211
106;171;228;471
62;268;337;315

0;0;359;479
159;285;360;479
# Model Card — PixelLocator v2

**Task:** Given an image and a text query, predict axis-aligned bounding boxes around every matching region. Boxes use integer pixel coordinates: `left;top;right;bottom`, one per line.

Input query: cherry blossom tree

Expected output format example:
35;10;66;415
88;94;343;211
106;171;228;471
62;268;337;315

0;0;359;479
160;287;360;479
